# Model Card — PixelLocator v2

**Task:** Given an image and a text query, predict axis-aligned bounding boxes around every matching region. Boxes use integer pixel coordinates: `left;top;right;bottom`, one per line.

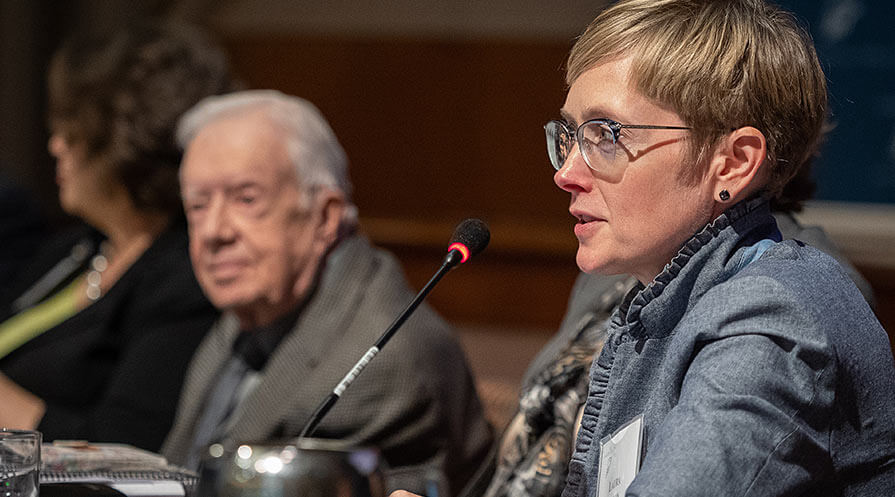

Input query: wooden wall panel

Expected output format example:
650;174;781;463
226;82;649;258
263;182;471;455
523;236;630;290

223;35;573;225
222;35;582;329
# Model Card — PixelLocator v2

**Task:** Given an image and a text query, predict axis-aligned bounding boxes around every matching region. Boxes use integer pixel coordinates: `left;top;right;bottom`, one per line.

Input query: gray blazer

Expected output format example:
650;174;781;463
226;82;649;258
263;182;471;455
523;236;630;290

162;235;493;494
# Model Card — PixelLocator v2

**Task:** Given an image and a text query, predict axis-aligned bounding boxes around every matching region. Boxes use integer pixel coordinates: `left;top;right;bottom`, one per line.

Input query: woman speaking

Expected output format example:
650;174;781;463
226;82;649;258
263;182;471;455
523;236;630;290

546;0;895;495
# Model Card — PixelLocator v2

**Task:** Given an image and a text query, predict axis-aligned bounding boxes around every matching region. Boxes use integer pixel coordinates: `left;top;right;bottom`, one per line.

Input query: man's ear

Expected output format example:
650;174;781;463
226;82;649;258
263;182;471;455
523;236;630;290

312;188;346;249
707;126;767;206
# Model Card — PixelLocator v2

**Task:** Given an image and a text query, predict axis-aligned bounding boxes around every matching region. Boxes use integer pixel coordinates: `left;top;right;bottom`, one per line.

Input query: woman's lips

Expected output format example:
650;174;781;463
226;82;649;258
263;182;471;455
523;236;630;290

574;219;603;238
571;211;605;238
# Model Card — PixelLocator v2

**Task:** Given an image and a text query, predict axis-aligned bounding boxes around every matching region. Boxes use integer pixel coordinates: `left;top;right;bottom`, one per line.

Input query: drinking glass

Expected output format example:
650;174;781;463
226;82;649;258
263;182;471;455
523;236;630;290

0;429;41;497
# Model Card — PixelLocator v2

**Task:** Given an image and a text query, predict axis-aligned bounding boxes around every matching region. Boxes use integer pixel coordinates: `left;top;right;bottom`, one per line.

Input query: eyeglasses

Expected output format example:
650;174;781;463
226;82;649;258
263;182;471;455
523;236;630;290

544;118;691;172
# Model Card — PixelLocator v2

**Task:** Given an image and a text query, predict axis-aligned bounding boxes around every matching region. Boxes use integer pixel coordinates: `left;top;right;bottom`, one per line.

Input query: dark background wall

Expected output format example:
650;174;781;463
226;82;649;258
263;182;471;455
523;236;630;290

777;0;895;204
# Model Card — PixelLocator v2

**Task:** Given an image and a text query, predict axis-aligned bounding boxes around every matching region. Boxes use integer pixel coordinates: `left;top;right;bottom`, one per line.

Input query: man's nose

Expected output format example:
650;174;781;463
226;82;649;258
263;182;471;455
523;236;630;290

200;198;237;244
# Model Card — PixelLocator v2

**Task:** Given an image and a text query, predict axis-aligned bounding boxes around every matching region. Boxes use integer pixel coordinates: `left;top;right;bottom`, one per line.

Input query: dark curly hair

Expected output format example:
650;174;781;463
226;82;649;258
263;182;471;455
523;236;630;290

47;20;237;218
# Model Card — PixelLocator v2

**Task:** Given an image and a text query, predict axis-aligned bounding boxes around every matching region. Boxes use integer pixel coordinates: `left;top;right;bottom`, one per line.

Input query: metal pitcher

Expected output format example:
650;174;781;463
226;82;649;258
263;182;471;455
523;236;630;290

196;438;385;497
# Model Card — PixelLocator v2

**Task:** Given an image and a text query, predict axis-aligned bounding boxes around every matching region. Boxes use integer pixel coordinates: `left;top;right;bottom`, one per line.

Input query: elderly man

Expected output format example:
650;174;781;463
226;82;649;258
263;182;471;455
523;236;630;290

161;90;493;494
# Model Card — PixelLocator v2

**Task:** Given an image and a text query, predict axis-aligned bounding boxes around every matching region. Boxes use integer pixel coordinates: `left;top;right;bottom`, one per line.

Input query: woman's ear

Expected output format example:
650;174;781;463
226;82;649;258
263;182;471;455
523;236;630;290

707;126;767;205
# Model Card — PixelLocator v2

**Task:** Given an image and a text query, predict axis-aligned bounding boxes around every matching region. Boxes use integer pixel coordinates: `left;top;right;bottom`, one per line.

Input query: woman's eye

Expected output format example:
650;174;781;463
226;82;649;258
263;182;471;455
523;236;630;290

582;133;614;156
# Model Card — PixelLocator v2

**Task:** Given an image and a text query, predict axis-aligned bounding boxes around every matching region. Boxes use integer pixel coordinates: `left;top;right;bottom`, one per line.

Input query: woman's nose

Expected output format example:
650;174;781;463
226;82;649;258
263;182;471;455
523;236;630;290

47;133;66;158
553;146;591;193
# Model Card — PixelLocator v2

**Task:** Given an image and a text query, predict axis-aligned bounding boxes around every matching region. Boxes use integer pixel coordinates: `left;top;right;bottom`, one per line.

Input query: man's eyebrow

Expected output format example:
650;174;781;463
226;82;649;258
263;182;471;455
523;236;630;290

232;181;262;190
224;179;267;194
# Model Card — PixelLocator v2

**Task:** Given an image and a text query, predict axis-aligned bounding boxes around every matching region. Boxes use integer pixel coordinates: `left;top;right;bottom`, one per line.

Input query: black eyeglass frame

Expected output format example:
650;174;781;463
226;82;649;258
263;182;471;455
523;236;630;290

545;118;692;171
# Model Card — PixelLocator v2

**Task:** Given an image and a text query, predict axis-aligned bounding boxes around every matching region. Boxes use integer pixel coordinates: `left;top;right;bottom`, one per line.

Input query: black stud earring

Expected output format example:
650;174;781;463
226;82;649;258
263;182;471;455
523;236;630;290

719;190;730;201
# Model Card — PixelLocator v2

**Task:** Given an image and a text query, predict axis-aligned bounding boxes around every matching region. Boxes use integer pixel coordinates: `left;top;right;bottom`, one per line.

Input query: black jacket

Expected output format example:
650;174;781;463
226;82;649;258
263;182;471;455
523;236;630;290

1;223;218;451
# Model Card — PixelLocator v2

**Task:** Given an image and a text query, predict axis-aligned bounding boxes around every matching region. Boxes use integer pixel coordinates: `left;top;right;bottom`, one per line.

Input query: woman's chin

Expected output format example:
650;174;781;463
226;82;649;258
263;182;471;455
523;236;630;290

576;249;630;278
576;251;606;275
58;195;75;215
58;192;84;219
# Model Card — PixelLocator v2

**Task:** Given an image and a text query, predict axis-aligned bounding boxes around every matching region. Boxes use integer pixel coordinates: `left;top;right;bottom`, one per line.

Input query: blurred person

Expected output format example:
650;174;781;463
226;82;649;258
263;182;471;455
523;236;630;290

161;90;493;494
0;20;234;451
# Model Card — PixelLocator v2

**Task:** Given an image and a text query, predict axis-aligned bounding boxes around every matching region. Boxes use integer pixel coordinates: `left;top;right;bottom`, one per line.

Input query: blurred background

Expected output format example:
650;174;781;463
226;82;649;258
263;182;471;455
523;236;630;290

2;0;893;423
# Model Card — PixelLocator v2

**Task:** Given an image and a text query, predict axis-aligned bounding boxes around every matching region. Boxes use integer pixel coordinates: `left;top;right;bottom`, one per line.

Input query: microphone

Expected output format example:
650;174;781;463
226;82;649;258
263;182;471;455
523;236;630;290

444;218;490;268
297;218;490;439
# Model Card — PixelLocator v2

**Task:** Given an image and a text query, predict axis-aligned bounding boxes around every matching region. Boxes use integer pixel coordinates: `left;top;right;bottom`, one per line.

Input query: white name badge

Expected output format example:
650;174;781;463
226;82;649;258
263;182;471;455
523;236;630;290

596;414;644;497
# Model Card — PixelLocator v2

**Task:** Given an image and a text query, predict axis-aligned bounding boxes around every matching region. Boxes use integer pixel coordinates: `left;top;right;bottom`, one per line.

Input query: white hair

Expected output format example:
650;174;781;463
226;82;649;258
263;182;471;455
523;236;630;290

176;89;357;226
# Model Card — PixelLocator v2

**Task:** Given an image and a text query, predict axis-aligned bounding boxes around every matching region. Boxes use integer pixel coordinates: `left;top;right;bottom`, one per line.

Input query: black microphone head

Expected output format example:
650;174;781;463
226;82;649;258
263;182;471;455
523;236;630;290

447;218;490;263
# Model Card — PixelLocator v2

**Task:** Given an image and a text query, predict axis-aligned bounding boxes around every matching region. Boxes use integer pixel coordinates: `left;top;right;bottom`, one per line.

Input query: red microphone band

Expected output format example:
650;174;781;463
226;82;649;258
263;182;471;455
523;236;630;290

448;242;471;263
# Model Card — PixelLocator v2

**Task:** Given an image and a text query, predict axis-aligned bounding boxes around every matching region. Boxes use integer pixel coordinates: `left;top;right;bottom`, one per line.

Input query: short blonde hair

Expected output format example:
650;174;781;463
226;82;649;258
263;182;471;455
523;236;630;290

567;0;827;196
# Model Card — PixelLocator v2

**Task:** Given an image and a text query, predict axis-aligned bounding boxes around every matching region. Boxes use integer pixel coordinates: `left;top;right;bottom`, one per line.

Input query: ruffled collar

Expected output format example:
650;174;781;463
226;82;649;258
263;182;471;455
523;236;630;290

610;195;779;340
